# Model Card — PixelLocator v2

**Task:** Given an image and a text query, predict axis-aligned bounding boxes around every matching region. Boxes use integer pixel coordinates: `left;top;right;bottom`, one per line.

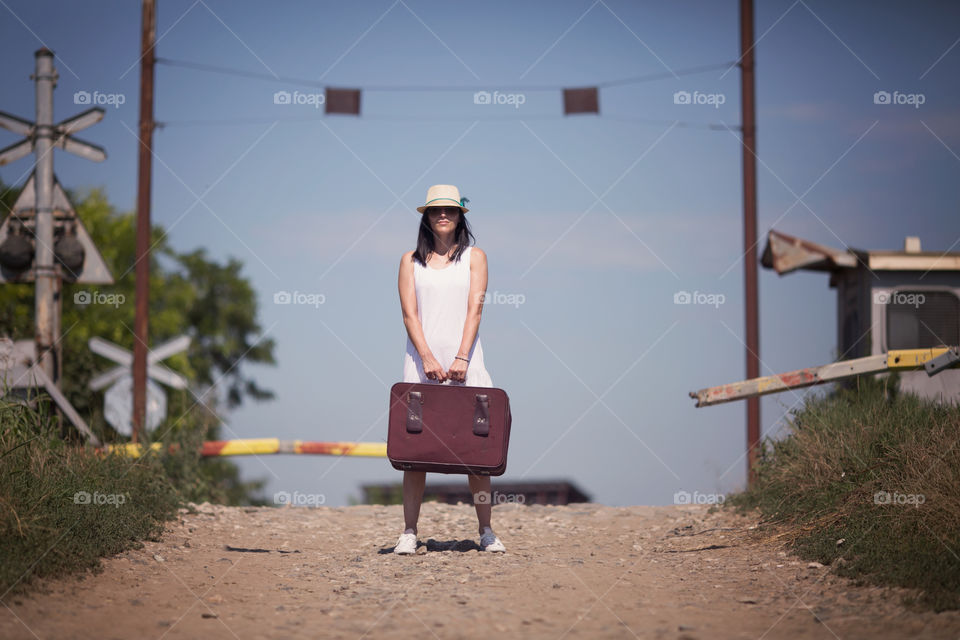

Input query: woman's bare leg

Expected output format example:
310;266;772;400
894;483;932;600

468;474;492;533
402;470;426;533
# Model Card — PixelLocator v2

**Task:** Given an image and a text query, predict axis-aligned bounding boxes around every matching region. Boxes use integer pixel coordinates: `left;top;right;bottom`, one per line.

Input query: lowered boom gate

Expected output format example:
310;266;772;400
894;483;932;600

689;346;960;408
97;348;959;456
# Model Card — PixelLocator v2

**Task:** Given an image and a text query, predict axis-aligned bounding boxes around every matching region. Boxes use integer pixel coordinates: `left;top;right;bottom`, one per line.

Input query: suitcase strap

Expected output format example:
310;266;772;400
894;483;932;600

406;391;423;433
473;394;490;437
404;390;491;437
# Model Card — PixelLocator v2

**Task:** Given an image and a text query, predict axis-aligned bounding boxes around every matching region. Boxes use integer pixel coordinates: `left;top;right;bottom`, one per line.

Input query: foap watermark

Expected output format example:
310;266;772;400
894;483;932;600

473;90;526;109
473;491;526;505
273;290;325;308
674;290;725;308
673;90;726;108
74;490;127;507
74;290;125;308
274;491;326;506
874;491;925;506
478;290;526;308
873;90;925;109
74;90;126;109
674;490;725;505
274;90;325;109
873;291;925;308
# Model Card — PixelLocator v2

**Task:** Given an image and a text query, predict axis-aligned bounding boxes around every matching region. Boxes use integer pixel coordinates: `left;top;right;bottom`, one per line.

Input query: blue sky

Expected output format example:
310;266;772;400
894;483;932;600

2;0;959;507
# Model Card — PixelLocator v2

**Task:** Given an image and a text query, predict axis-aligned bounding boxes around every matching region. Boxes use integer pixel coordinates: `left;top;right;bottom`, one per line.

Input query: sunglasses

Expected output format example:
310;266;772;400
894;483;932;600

426;207;461;216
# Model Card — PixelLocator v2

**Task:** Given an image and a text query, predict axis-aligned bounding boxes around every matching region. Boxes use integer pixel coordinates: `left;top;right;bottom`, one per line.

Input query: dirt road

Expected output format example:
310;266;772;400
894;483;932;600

2;502;958;639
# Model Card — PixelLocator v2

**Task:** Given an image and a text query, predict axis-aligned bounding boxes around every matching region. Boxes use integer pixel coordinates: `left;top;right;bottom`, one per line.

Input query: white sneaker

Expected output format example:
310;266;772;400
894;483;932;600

393;532;417;555
480;530;506;553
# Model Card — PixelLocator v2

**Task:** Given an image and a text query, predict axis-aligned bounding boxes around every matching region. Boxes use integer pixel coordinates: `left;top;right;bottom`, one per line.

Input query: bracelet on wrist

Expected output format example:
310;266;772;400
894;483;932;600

455;355;470;363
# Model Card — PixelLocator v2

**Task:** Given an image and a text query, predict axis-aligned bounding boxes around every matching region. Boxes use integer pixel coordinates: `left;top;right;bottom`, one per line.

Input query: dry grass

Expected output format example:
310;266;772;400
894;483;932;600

730;373;960;610
0;397;200;597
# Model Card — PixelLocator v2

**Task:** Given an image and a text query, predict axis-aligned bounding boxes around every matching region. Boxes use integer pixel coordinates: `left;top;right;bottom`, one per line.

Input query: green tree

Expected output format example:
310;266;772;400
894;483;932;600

0;179;275;503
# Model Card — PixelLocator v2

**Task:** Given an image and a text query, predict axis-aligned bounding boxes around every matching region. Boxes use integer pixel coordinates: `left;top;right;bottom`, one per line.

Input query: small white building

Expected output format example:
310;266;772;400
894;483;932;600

761;229;960;403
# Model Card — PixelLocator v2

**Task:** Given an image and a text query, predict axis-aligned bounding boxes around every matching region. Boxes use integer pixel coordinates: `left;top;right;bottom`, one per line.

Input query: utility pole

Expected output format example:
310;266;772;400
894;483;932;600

739;0;761;485
133;0;156;443
33;49;58;388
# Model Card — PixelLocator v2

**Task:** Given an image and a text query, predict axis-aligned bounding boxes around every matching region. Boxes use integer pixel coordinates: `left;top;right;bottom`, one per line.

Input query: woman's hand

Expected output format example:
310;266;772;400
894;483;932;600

421;354;448;383
447;357;468;383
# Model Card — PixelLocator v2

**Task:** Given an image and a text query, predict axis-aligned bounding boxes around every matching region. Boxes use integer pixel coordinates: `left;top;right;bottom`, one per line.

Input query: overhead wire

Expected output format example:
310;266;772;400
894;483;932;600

153;57;739;131
157;114;736;130
156;57;737;92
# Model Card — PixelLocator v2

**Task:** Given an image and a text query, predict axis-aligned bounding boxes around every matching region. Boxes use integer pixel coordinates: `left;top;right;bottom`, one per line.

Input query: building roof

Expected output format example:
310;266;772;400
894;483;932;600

761;229;960;275
361;479;592;504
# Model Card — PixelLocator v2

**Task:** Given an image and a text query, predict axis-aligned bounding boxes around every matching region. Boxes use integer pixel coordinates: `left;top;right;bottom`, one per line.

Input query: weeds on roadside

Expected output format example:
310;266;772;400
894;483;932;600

730;374;960;611
0;392;260;597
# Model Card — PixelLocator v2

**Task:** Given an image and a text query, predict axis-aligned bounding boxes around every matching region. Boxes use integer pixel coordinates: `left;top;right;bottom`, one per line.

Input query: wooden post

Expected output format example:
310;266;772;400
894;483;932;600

133;0;156;442
739;0;761;485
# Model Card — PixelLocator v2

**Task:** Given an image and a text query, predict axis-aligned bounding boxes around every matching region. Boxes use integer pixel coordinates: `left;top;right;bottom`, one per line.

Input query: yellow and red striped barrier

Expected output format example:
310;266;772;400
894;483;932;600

101;439;387;459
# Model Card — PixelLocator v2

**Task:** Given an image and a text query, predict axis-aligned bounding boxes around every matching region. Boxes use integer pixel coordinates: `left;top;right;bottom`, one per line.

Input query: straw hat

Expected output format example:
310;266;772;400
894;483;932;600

416;184;470;214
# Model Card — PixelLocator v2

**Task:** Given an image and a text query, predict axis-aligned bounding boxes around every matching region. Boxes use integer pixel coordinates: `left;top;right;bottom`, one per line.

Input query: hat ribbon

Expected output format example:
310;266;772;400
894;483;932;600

424;196;468;207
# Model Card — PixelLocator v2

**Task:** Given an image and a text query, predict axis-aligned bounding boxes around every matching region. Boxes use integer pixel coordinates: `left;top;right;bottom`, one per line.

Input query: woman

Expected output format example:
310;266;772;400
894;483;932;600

394;184;507;555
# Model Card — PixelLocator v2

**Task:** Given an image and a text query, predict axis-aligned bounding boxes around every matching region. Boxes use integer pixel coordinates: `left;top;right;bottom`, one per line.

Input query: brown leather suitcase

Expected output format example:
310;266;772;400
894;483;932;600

387;382;512;475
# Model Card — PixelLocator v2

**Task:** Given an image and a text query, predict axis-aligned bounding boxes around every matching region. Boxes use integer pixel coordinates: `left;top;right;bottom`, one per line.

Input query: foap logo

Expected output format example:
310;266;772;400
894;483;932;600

274;290;325;308
874;491;925;506
673;290;725;308
74;90;126;108
873;291;925;308
674;90;726;108
473;90;526;109
274;491;326;506
478;290;526;308
873;90;925;109
273;90;325;108
74;490;128;507
472;491;526;505
74;290;125;308
673;490;725;505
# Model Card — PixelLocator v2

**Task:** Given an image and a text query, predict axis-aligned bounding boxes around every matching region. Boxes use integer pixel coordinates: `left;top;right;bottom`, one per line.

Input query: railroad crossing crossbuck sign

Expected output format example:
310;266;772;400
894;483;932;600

0;106;106;165
89;335;190;436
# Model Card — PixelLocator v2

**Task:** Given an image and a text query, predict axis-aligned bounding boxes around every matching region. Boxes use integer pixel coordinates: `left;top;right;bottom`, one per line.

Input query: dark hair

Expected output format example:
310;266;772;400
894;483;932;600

411;207;475;267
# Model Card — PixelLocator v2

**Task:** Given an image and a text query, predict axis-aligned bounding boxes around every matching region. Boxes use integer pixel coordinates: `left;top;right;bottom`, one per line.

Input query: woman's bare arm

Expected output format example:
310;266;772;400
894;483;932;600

400;251;448;381
398;251;433;360
457;247;488;359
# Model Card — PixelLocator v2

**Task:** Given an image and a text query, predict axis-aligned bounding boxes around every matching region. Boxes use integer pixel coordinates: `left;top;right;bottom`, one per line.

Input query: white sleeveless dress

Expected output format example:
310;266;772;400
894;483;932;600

402;246;494;388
